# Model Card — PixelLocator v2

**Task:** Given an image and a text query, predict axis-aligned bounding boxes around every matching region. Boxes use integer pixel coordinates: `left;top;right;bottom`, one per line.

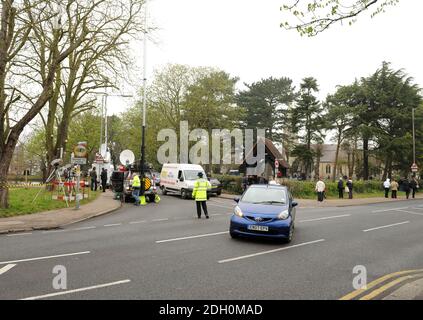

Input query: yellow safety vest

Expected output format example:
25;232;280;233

192;179;211;201
132;175;141;188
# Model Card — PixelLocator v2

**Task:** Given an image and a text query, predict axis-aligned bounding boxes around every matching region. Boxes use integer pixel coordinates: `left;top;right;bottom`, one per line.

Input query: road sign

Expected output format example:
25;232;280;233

411;163;419;172
72;157;87;165
275;160;279;168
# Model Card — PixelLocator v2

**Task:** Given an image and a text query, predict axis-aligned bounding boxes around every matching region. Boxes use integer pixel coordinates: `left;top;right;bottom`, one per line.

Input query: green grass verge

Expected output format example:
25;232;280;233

0;187;100;218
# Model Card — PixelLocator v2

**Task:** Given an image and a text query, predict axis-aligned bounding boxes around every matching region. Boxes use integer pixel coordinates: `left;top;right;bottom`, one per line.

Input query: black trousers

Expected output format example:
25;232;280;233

406;190;410;199
384;188;389;198
391;190;397;198
101;181;107;192
412;188;416;198
91;180;97;191
338;189;343;199
196;201;208;217
317;192;324;202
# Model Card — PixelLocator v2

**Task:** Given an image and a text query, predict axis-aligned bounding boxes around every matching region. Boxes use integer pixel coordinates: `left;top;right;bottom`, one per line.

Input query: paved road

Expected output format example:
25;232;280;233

1;194;423;300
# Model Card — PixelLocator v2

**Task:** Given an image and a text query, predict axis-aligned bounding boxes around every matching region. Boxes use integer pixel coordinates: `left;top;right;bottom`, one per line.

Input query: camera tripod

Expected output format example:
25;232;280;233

32;165;69;207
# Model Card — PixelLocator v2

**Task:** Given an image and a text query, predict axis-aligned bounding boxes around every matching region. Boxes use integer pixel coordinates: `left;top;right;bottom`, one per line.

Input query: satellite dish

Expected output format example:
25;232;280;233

119;150;135;166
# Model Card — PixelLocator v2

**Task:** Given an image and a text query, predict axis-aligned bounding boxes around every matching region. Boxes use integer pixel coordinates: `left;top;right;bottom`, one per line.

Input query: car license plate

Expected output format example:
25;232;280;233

248;225;269;232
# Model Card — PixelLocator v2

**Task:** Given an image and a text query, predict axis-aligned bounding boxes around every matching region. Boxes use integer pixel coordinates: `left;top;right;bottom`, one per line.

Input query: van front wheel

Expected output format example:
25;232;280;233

181;189;188;199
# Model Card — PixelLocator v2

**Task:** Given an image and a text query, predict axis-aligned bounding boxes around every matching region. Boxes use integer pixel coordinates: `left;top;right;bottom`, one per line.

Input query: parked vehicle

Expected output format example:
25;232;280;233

160;163;206;199
229;184;297;242
208;177;222;196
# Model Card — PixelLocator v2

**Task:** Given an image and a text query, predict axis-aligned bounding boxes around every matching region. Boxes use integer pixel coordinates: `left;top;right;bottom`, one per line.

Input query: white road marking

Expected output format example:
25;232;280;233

42;230;67;234
6;233;33;237
152;218;169;222
363;221;410;233
395;209;423;216
104;223;122;227
218;239;326;264
299;214;351;223
21;279;131;300
129;220;147;224
371;207;409;213
0;264;16;275
210;213;223;216
156;231;228;243
72;226;96;231
0;251;90;265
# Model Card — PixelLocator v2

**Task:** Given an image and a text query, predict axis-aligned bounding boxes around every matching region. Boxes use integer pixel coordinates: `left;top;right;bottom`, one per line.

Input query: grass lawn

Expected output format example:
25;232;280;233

0;187;100;218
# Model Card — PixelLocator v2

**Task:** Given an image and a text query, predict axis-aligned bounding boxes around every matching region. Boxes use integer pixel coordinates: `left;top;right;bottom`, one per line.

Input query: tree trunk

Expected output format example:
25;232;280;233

0;133;18;208
332;134;341;182
363;138;369;180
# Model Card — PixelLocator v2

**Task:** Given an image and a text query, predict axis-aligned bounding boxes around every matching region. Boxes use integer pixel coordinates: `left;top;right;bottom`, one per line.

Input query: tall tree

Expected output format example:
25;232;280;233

290;77;325;177
237;77;296;146
0;0;88;208
325;85;356;181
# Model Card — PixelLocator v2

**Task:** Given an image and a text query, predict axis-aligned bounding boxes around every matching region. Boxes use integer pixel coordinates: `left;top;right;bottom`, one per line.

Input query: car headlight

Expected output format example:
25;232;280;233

277;209;289;220
234;206;243;217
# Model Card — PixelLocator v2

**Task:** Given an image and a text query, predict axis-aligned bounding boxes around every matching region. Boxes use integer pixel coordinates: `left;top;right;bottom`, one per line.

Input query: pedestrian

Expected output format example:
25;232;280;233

90;167;98;191
101;168;107;192
337;177;344;199
402;177;410;199
258;175;266;184
192;172;211;219
131;173;141;206
390;179;399;199
383;178;391;198
410;177;418;199
241;175;248;192
315;177;325;202
346;177;353;199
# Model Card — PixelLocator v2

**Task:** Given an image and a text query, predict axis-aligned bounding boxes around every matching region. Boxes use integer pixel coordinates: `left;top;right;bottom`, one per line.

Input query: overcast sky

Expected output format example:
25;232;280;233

107;0;422;115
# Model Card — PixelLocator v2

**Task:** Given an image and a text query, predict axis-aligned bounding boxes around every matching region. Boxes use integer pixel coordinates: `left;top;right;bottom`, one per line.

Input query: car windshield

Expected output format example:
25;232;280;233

184;170;205;180
242;187;287;205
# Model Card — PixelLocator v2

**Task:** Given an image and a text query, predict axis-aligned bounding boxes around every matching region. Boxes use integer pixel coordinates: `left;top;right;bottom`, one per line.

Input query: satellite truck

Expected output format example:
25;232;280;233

111;149;157;203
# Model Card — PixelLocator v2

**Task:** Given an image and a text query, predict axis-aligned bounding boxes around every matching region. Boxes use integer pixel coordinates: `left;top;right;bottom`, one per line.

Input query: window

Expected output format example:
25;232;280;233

326;165;331;174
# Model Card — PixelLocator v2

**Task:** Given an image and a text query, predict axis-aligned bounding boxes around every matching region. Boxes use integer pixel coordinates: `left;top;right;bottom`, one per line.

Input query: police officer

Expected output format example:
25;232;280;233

132;173;141;206
192;172;211;219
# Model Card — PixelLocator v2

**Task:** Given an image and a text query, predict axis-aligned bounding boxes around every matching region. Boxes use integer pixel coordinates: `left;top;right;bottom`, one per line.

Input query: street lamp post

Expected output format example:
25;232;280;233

140;1;148;194
412;107;416;165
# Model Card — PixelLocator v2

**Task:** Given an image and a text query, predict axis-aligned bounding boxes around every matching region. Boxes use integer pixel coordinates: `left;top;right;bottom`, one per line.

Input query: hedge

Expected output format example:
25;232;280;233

213;175;385;199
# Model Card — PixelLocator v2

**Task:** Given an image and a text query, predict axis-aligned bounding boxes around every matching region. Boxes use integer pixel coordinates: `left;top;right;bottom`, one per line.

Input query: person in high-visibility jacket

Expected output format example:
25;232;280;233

132;173;141;206
192;172;211;219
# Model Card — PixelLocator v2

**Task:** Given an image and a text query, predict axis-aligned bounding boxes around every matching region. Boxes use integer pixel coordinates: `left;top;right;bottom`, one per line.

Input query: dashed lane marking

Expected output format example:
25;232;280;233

363;221;410;233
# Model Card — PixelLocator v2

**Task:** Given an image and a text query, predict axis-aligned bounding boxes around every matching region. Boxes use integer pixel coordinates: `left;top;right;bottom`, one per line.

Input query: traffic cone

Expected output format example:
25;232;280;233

155;194;161;203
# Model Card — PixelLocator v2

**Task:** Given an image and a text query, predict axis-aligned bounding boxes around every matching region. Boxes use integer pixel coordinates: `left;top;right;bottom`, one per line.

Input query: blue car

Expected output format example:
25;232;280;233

229;184;298;242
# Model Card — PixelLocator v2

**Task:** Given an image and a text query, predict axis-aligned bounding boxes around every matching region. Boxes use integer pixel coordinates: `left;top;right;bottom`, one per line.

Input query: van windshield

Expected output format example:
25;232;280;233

184;170;205;180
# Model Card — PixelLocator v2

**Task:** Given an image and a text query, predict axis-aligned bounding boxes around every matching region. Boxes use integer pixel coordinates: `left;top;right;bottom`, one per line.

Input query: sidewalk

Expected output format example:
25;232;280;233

219;193;423;208
0;191;122;234
383;278;423;300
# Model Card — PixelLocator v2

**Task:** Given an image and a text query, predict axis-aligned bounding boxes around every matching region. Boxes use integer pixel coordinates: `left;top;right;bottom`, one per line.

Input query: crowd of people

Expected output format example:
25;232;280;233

383;177;419;199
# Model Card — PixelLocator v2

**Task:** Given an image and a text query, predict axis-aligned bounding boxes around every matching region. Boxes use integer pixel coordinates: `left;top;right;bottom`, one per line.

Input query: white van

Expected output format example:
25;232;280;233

160;163;206;199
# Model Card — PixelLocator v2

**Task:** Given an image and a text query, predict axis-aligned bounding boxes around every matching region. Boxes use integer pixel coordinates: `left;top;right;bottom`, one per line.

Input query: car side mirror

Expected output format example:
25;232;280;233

292;201;298;207
234;197;240;203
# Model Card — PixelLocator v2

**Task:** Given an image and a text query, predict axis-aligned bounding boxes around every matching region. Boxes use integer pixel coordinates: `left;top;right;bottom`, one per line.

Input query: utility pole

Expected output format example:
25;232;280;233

140;1;148;194
412;107;416;165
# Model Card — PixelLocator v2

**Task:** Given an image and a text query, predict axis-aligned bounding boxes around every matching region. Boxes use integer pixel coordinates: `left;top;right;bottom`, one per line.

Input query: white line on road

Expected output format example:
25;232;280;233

129;220;147;224
152;218;169;222
21;279;131;300
210;213;223;216
363;221;410;233
72;226;97;231
395;209;423;216
0;264;16;275
104;223;122;227
42;230;68;234
299;214;351;223
156;231;228;243
371;207;409;213
0;251;90;265
218;239;326;264
6;233;33;237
